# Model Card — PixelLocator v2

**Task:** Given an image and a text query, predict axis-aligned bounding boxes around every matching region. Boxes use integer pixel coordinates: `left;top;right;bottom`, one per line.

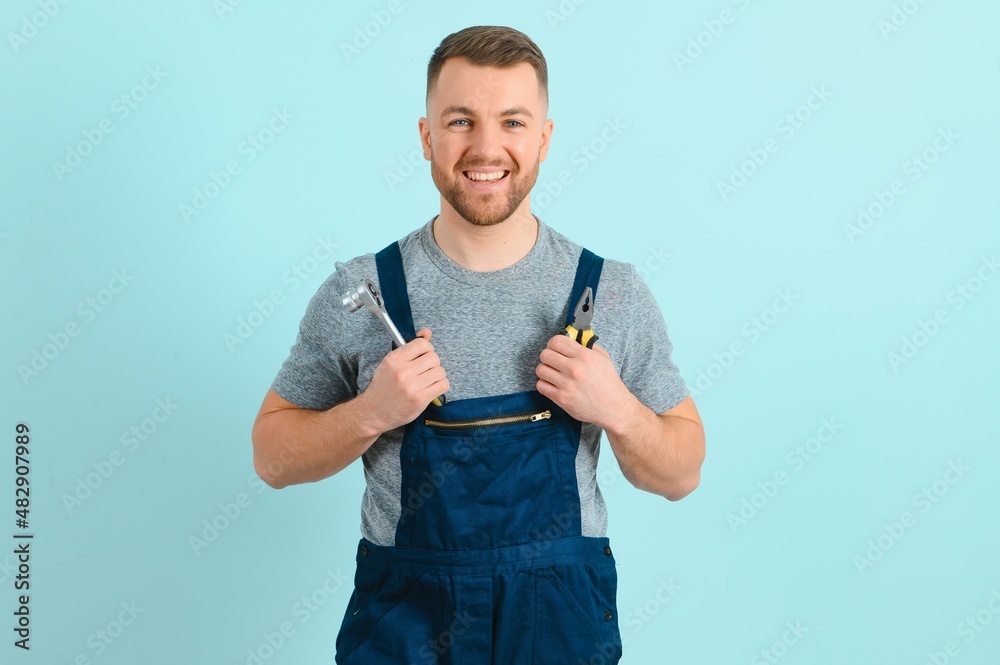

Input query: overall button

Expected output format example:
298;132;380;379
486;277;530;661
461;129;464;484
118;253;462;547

359;544;369;557
604;610;614;622
603;545;612;556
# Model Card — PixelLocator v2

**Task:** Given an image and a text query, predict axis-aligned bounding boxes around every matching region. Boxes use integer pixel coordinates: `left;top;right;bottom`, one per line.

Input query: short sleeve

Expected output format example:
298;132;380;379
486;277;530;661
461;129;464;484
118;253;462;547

270;263;359;410
617;265;690;414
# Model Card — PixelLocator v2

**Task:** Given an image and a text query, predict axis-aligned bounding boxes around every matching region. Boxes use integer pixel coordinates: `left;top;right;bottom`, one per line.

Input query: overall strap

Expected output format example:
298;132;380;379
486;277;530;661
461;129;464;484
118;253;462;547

374;241;416;349
565;247;605;327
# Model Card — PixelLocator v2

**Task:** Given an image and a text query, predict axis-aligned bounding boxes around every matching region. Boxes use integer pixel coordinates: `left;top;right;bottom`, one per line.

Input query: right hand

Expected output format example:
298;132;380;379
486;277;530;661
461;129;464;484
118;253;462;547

363;328;449;432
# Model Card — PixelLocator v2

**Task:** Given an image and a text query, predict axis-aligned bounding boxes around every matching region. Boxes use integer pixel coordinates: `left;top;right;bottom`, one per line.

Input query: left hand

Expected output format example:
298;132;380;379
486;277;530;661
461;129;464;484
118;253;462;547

535;333;634;428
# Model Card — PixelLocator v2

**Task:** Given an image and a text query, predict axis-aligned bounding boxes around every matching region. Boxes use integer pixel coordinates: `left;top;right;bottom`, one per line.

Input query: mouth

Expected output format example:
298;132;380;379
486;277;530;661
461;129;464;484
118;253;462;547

462;169;511;188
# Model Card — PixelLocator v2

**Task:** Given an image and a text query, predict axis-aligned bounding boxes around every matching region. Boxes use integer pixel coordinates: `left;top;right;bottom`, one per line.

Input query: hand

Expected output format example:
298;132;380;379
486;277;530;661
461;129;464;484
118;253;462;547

362;328;449;432
535;333;634;429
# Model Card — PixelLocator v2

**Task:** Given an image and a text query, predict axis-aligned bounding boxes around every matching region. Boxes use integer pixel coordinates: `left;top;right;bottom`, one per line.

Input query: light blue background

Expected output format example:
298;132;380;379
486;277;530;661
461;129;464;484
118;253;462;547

2;1;998;663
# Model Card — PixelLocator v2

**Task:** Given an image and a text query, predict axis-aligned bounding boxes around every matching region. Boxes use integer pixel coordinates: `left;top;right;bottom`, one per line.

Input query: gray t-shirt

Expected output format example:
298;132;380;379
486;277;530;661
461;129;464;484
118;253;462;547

271;216;689;546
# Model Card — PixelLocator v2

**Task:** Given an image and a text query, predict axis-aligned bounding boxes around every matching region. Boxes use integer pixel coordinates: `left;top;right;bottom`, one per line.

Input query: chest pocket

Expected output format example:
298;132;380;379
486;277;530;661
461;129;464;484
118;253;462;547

396;397;578;551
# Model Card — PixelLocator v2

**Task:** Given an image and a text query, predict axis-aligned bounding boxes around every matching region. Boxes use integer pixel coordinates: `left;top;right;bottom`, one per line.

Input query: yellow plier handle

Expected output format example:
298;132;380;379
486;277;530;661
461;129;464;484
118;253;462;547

565;324;598;348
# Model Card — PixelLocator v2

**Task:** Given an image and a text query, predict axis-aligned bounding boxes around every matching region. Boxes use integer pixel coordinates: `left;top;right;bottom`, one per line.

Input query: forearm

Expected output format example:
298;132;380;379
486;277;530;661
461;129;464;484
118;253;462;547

251;392;386;489
603;394;705;501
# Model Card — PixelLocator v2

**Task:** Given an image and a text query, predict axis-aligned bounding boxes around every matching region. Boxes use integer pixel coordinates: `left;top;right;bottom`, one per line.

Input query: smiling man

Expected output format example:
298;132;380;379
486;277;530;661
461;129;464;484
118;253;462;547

252;25;704;664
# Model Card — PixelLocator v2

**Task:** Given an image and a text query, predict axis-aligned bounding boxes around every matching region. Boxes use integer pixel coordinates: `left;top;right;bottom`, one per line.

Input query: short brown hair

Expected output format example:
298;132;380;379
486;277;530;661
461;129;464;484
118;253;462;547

426;26;548;105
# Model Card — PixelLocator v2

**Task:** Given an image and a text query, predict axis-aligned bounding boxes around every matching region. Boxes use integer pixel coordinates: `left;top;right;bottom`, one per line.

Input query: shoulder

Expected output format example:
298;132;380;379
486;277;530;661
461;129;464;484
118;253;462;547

395;222;425;259
309;253;376;307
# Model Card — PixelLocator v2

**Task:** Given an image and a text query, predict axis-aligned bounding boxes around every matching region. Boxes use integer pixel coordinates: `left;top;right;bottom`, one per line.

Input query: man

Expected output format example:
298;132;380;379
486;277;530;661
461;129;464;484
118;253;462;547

252;25;704;664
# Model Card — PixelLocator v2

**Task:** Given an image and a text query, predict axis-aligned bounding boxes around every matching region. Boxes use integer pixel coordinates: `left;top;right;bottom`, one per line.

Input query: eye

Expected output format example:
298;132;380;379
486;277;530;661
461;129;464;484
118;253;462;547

450;119;470;127
506;120;524;128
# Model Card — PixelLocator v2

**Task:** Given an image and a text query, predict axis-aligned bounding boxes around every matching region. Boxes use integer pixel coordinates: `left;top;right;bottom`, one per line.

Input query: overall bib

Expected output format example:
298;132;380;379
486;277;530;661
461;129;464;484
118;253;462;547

334;241;623;665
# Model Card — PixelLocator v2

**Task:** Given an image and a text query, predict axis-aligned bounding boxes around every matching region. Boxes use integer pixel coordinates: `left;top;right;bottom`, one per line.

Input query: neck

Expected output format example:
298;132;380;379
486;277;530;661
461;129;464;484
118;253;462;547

432;201;538;272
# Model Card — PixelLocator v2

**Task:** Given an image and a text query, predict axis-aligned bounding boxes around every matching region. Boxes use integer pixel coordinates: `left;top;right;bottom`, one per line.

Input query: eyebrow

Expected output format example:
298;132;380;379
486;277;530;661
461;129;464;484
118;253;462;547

440;105;534;120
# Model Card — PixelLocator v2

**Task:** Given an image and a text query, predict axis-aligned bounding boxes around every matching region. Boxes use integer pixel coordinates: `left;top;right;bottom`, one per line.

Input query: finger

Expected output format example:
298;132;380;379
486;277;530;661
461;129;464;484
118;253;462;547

550;332;584;357
407;352;442;379
416;364;448;391
539;347;570;373
394;334;434;362
412;369;449;407
535;377;556;397
426;378;450;402
535;362;562;387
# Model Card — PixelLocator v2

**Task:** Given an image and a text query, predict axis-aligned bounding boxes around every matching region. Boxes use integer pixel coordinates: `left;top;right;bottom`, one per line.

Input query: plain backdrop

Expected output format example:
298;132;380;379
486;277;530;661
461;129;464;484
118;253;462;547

2;1;998;663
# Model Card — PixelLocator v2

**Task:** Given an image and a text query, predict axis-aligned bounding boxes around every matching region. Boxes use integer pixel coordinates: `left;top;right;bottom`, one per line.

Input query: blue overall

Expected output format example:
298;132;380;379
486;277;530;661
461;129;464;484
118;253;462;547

334;241;622;665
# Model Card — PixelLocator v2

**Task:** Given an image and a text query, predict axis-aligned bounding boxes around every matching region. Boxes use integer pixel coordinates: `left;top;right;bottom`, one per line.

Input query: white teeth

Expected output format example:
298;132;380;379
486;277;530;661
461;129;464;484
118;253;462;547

465;171;506;181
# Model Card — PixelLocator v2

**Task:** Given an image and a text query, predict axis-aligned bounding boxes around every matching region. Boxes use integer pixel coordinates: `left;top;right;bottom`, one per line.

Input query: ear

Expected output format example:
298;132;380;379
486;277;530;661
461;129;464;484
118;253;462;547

538;118;555;163
418;117;432;161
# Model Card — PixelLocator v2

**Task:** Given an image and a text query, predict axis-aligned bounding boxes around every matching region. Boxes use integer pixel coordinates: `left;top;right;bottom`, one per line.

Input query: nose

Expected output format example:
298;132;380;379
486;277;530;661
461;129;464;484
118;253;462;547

468;122;504;161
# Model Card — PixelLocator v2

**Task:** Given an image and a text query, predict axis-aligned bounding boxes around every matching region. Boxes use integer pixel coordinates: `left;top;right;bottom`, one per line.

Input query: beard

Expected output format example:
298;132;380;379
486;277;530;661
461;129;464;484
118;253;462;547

430;155;540;227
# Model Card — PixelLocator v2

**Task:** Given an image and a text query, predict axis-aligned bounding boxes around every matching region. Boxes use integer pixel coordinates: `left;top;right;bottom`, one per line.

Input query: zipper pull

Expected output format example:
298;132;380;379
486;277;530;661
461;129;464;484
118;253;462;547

530;410;552;422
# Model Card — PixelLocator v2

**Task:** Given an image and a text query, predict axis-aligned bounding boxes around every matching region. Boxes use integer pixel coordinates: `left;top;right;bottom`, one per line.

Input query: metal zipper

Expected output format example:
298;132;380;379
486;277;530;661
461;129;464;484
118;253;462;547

423;409;552;429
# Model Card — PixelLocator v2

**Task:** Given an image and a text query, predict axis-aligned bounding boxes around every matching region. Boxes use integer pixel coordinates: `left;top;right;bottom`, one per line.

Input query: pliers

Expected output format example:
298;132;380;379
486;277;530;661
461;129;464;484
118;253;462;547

565;287;598;348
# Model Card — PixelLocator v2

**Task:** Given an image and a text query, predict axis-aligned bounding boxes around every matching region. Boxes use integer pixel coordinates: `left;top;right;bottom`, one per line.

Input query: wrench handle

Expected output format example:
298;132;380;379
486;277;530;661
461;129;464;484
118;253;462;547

377;311;408;349
378;313;446;407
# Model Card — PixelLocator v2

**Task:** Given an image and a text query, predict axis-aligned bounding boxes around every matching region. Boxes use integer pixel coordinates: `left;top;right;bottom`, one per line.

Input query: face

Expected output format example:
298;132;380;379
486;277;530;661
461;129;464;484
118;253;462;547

420;57;553;227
